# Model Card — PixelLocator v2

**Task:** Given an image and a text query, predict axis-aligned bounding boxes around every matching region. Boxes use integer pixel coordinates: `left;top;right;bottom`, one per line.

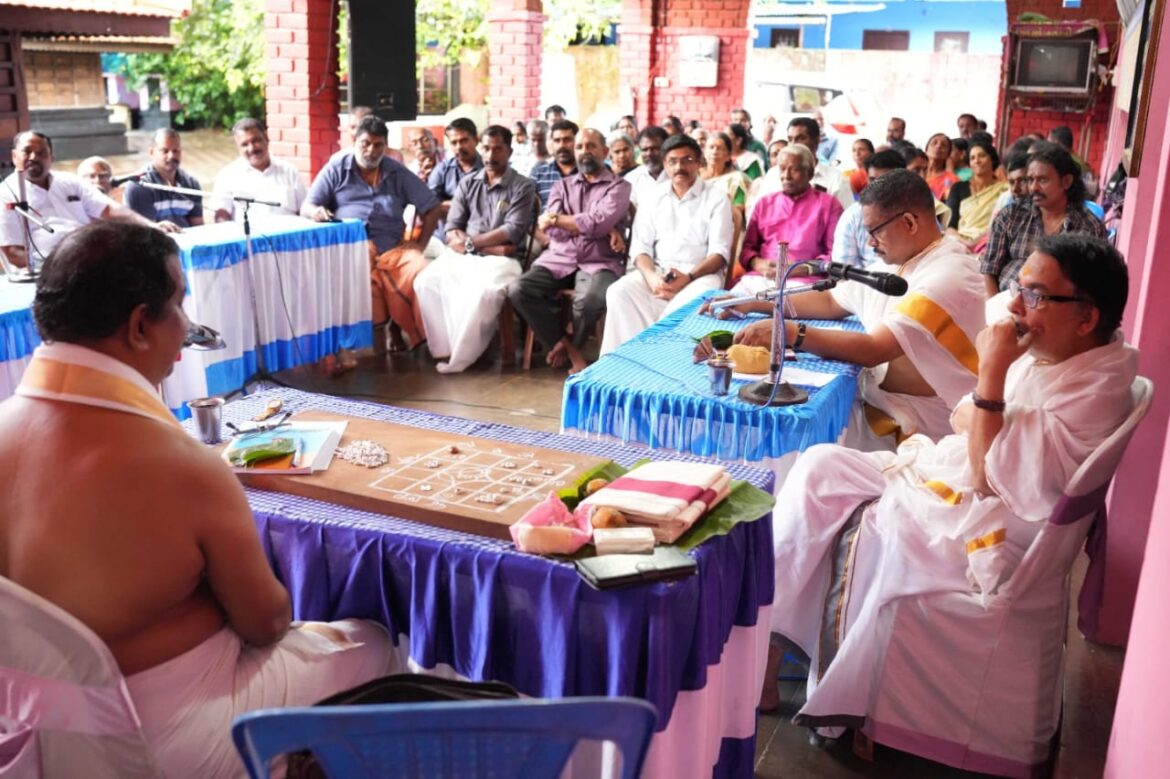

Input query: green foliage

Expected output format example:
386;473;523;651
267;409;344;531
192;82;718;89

115;0;265;129
413;0;620;74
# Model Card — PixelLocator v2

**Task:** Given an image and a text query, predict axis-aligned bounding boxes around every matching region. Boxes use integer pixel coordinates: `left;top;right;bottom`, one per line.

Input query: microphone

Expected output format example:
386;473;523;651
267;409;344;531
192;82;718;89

811;261;909;296
110;172;145;187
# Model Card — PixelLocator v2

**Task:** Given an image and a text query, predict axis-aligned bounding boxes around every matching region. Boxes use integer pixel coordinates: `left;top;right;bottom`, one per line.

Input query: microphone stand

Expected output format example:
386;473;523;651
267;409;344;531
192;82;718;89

2;170;56;283
231;194;283;384
709;266;838;407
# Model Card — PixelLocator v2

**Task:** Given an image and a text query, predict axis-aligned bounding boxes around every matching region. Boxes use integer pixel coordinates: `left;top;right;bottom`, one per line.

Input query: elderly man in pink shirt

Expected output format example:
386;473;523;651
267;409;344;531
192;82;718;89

733;144;843;294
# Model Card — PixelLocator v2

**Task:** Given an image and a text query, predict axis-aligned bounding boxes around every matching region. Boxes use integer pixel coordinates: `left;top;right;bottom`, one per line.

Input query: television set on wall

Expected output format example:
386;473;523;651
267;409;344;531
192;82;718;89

1012;37;1096;94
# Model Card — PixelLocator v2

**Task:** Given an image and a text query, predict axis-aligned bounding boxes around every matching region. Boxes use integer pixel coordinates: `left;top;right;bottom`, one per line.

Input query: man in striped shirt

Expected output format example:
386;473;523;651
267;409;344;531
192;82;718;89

124;129;204;230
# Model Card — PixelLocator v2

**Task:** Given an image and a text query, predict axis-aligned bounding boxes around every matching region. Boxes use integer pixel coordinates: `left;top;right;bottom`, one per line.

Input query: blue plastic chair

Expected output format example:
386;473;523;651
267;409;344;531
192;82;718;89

231;697;658;779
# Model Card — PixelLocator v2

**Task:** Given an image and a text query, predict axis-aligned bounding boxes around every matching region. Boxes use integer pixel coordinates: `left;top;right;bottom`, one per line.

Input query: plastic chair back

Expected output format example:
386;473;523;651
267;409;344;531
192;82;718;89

0;575;162;778
232;697;657;779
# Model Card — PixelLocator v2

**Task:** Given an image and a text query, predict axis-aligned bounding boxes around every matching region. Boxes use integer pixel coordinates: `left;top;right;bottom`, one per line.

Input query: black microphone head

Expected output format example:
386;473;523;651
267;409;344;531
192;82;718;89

878;274;909;296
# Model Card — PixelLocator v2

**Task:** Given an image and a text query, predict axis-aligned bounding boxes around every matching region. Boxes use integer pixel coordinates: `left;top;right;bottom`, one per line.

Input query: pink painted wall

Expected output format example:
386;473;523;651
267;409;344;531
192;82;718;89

1105;3;1170;774
1092;5;1170;646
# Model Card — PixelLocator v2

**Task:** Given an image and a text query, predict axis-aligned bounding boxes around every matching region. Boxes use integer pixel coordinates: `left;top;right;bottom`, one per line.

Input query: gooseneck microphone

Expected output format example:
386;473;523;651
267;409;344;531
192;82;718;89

110;172;145;188
811;261;909;296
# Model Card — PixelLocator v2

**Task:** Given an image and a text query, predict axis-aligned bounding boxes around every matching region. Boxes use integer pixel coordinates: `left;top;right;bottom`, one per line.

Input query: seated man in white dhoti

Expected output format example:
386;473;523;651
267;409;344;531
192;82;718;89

714;169;986;451
599;133;733;355
0;222;396;778
507;128;632;374
415;124;536;373
759;233;1137;723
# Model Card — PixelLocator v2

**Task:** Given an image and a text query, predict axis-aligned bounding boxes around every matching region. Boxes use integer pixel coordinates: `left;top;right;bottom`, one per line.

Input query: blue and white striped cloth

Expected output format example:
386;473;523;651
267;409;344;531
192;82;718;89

562;294;865;462
161;215;372;418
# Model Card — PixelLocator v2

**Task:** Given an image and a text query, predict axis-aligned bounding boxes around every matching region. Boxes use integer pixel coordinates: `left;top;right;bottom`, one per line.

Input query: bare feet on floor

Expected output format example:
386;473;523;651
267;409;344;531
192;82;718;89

564;340;588;375
546;341;569;368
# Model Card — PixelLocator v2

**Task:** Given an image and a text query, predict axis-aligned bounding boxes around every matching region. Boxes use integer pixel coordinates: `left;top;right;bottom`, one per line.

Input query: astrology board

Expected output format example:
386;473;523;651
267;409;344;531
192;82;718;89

233;411;609;540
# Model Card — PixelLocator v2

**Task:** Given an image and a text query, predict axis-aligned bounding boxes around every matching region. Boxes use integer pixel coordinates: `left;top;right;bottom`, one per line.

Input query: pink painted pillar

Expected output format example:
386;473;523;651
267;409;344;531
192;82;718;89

1086;14;1170;646
486;0;544;127
263;0;340;179
618;0;655;129
1102;11;1170;772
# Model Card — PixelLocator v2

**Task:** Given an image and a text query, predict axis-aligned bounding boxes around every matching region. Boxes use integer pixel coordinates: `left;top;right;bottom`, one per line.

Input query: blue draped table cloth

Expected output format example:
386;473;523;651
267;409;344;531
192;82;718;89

210;387;775;779
0;281;36;400
162;215;372;418
0;217;372;417
562;296;865;465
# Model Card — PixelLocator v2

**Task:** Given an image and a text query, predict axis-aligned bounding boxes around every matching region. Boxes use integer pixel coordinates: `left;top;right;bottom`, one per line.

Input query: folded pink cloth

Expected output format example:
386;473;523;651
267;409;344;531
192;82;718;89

581;462;731;543
510;492;591;555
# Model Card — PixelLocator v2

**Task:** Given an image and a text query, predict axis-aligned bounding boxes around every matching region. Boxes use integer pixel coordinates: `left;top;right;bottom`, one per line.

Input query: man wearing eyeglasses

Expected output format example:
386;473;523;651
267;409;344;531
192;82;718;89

980;142;1104;297
715;169;985;452
600;133;733;354
759;233;1136;717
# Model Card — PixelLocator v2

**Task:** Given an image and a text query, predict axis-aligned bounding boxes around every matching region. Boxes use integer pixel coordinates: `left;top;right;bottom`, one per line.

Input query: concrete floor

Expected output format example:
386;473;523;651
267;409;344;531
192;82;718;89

57;124;1125;775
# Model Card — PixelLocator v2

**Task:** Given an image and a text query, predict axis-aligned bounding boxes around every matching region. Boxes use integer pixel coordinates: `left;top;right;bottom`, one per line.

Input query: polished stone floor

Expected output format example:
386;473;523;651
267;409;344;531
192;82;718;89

272;339;1123;779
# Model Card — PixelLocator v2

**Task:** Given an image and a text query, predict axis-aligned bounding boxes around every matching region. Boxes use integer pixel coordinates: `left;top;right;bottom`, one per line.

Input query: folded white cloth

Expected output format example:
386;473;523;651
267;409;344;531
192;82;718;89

581;461;731;543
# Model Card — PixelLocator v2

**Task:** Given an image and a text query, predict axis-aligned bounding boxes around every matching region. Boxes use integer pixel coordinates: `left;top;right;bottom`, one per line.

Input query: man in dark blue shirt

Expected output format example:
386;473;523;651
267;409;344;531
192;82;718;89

124;129;204;229
427;117;482;241
530;120;578;208
304;115;441;353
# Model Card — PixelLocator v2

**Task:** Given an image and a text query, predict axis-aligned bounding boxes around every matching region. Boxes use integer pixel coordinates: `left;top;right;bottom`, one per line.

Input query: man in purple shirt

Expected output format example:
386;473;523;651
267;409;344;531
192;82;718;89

507;128;631;373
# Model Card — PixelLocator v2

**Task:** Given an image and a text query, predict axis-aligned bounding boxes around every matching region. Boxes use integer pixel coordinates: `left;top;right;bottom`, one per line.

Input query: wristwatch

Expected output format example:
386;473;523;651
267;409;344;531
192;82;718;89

464;235;476;254
792;322;808;351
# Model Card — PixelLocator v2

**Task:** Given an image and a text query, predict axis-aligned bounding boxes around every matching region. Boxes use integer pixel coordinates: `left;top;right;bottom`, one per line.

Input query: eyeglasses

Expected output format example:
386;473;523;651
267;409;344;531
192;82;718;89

1009;278;1089;309
664;155;699;168
865;211;908;241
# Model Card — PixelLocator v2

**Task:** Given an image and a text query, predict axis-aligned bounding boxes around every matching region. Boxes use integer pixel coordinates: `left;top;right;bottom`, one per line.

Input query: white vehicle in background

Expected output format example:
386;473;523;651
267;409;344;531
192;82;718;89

743;74;882;165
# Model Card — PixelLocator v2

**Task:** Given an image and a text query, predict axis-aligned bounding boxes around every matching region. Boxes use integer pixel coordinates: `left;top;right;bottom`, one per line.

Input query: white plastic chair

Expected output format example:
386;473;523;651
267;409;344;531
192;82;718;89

856;376;1153;777
0;576;162;778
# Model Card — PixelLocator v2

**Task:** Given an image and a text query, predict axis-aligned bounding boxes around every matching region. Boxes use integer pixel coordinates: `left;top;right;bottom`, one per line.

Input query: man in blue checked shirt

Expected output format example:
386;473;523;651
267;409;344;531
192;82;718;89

124;129;204;230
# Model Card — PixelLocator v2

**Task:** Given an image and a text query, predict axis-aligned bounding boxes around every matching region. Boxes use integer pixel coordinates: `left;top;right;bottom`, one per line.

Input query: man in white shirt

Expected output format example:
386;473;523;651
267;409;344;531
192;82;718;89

0;130;168;270
623;125;668;209
211;118;307;223
600;134;733;354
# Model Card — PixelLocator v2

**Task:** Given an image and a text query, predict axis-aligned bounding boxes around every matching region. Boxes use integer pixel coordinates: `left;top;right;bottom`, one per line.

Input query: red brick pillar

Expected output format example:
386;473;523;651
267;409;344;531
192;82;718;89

487;0;544;127
618;0;749;130
263;0;339;179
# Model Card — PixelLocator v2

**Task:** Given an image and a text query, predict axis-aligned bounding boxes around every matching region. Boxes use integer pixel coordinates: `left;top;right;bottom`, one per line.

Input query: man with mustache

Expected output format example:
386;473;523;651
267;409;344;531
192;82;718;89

600;133;732;354
529;120;579;208
124;128;204;229
759;234;1136;727
508;128;632;374
0;130;169;270
428;117;482;242
303;115;441;354
980;142;1105;297
717;170;985;452
623;125;668;209
414;125;536;373
211;118;307;223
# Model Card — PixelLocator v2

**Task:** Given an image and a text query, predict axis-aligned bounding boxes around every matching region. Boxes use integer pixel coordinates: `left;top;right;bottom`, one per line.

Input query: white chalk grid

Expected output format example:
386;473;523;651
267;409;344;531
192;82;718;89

367;441;575;513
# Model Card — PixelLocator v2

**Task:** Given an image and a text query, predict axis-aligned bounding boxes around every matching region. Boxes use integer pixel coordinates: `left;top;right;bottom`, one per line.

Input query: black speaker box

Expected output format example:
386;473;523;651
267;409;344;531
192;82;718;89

347;0;418;121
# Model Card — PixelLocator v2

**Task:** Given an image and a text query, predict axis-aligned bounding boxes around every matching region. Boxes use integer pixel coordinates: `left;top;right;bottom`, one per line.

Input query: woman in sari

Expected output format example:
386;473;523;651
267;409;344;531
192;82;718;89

945;140;1008;249
924;132;959;200
726;123;765;181
703;132;751;279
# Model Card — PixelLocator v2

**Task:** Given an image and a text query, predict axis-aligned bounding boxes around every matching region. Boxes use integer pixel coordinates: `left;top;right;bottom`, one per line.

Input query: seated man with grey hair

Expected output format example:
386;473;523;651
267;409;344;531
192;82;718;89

414;124;536;373
76;156;114;195
729;144;843;295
